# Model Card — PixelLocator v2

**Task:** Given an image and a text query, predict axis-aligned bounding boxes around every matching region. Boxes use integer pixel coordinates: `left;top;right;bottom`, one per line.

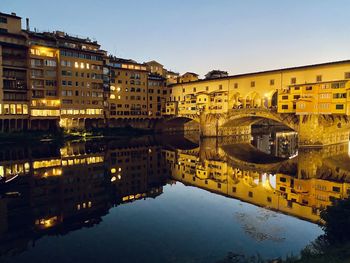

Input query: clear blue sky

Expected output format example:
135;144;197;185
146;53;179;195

1;0;350;77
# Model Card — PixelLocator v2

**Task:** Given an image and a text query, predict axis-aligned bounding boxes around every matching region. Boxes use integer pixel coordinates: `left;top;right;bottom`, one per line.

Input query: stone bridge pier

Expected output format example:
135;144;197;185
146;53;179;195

199;109;350;147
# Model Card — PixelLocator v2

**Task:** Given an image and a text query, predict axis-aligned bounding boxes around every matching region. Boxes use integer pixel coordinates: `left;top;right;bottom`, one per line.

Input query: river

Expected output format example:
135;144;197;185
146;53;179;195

1;129;349;262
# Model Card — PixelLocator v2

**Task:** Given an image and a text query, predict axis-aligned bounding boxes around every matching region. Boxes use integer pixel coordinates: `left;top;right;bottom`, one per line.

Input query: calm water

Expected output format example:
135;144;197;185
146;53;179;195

0;130;349;263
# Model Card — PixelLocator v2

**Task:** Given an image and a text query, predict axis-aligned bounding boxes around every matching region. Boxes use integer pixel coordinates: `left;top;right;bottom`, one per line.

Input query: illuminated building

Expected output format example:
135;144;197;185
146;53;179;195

147;73;167;117
55;31;105;129
105;56;149;120
167;61;350;117
27;32;60;129
0;12;29;132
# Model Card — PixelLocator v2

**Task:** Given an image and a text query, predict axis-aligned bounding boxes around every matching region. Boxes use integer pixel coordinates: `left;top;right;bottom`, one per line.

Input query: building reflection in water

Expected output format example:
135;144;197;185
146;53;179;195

0;134;350;258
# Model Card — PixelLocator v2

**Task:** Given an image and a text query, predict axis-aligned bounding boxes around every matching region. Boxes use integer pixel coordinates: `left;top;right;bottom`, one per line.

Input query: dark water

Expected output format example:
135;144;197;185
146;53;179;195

0;130;349;263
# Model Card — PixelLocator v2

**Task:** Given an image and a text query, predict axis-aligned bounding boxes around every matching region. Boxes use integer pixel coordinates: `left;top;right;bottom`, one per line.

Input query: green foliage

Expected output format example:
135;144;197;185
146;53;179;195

320;197;350;244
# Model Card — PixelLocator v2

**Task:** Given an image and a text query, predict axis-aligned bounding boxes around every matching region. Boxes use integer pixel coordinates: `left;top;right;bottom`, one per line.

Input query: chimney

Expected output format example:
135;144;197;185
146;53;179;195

26;18;30;31
11;12;16;16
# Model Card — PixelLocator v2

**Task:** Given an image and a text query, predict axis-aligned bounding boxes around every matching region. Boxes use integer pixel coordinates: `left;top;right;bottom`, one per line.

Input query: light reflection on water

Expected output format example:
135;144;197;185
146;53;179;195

0;131;348;262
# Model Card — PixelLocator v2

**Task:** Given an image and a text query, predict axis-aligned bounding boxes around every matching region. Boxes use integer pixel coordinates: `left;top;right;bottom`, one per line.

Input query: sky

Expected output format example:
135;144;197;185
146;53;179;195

1;0;350;77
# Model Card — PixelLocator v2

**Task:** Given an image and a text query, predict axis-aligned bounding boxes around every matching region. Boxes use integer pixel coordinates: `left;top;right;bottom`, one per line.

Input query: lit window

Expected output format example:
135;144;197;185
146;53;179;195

10;104;16;114
80;62;84;69
118;95;121;99
74;62;79;68
110;86;115;91
86;63;90;69
110;94;115;99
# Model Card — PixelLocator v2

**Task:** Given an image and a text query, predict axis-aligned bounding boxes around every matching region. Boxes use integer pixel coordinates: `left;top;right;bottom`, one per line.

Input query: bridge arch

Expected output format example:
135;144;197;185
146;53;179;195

162;115;200;133
220;108;299;131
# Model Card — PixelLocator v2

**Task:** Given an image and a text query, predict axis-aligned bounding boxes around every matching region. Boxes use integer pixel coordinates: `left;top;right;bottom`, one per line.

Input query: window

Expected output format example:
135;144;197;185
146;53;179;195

332;186;341;193
316;75;322;82
345;72;350;79
305;86;312;91
267;197;272;203
270;79;275;85
234;83;238;89
0;17;7;23
280;177;286;182
282;105;288;110
291;77;296;84
193;87;196;92
336;104;344;110
331;82;345;89
219;84;222;90
45;80;57;87
250;81;255;87
232;187;236;193
61;60;72;67
206;86;209;91
62;70;72;76
282;95;288;100
248;191;253;198
333;93;347;99
45;59;56;67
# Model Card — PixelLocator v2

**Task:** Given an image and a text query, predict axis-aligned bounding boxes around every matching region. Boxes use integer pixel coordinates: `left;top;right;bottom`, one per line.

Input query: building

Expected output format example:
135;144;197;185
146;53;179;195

1;11;176;132
145;60;165;76
27;31;60;130
0;12;29;132
165;70;179;85
278;80;350;115
55;31;105;129
106;56;149;121
167;60;350;117
147;73;167;117
178;72;199;83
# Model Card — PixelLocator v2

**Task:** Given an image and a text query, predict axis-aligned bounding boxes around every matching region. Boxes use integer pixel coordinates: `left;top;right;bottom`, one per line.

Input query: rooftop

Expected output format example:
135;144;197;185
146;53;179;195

183;72;199;76
170;59;350;86
0;12;21;19
109;56;138;64
145;60;163;67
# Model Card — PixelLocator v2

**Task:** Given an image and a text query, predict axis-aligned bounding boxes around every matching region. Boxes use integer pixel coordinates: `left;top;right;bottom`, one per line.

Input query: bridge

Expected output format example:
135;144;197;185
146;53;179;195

168;108;350;147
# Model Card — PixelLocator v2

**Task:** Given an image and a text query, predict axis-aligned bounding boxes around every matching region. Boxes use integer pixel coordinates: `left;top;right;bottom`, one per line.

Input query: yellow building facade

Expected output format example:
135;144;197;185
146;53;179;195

106;57;149;119
166;61;350;119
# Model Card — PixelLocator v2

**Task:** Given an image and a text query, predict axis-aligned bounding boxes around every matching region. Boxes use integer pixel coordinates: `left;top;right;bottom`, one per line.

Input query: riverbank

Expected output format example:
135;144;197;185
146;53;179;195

0;126;155;144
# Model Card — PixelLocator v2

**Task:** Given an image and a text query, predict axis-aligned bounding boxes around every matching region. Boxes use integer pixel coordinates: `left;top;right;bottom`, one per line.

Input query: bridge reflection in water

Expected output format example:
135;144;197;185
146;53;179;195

0;133;349;258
